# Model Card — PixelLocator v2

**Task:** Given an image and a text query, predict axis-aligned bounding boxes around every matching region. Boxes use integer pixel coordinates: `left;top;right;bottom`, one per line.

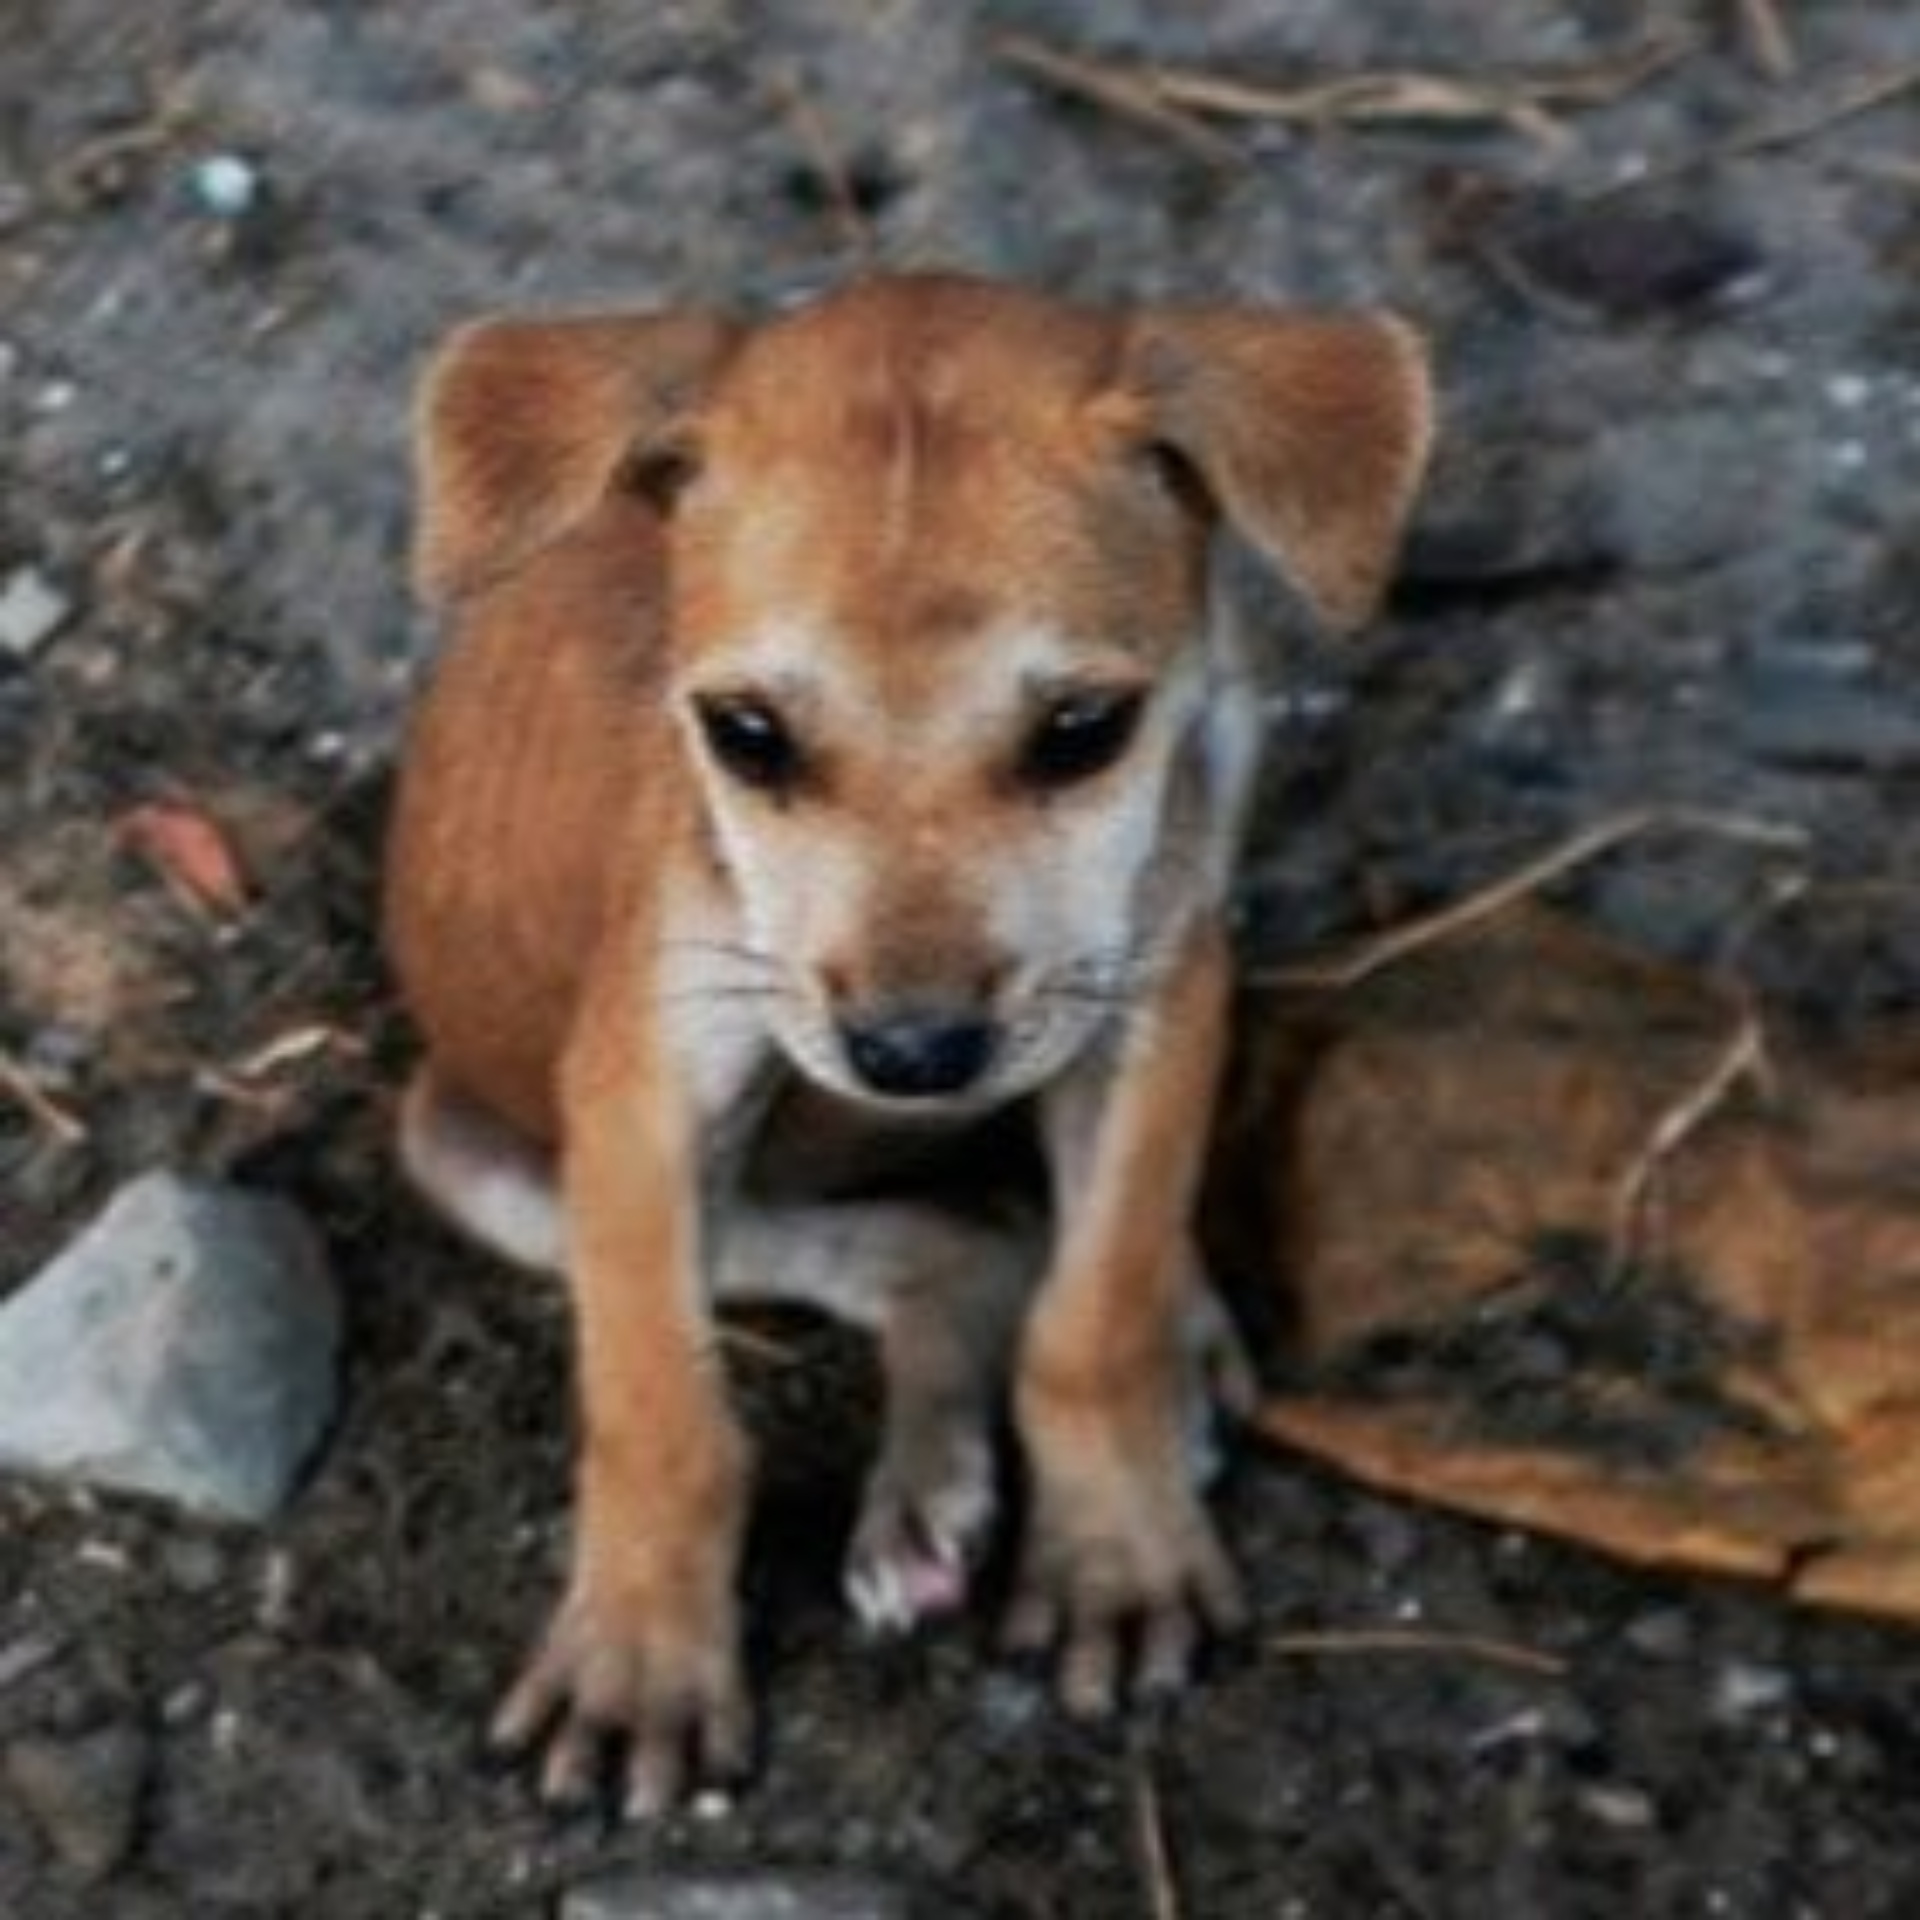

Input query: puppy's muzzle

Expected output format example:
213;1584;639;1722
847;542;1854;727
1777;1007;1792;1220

839;1006;996;1100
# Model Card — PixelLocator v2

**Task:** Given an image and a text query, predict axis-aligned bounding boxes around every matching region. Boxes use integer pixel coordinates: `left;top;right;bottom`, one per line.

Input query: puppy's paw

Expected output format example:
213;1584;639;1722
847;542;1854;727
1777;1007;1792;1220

1005;1442;1245;1718
490;1578;752;1820
844;1426;996;1635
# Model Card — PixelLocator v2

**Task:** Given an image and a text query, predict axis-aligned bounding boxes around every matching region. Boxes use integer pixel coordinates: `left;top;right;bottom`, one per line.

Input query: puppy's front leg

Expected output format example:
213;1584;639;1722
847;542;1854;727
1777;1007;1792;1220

492;923;769;1818
1012;916;1245;1715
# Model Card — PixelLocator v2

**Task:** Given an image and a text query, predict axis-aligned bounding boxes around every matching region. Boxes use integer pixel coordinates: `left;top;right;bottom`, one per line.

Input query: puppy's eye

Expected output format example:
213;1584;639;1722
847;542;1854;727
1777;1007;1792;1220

1019;688;1146;791
693;695;803;795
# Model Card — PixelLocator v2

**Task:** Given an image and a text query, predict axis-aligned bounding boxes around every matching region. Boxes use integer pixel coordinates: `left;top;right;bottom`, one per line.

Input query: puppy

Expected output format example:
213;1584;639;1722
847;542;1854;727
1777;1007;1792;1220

384;274;1430;1814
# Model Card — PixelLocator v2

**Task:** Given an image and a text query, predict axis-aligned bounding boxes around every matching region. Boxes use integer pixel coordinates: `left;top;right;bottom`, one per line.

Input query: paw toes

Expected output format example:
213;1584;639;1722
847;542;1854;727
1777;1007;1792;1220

1136;1605;1199;1698
539;1716;607;1810
1059;1619;1123;1721
493;1605;752;1818
845;1445;995;1636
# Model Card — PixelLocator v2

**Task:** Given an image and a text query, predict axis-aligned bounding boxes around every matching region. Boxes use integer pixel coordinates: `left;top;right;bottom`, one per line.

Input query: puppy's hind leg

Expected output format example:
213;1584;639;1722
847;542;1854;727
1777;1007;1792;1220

401;1078;1041;1634
398;1066;567;1275
712;1200;1040;1636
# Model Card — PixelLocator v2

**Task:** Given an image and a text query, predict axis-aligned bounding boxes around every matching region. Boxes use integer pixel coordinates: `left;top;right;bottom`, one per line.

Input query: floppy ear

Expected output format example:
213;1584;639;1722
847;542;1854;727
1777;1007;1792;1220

1117;307;1433;632
411;310;741;605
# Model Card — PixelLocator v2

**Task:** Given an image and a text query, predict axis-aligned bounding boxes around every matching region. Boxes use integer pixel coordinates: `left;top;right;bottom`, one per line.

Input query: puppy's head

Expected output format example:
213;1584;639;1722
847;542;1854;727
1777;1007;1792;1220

416;276;1430;1113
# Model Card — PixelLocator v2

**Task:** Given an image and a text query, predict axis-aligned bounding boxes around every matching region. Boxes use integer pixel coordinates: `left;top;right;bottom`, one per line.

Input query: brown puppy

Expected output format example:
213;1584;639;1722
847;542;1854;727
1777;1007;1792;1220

385;274;1430;1814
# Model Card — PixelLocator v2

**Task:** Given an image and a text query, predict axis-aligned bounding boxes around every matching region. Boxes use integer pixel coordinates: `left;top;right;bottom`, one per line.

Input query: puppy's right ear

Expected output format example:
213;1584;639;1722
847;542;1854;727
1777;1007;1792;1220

412;311;740;605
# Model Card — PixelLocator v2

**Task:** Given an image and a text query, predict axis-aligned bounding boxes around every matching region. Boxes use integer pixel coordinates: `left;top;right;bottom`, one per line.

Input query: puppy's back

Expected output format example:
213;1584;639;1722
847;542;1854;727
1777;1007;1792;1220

385;497;673;1141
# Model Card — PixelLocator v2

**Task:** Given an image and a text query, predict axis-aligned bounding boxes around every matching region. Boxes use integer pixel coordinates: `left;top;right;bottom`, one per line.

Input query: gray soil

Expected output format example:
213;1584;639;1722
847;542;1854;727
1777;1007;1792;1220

4;2;1920;1914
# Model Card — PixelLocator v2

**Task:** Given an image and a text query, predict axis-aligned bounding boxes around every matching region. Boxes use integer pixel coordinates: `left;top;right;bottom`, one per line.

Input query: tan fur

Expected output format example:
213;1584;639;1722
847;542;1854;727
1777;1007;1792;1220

385;272;1431;1812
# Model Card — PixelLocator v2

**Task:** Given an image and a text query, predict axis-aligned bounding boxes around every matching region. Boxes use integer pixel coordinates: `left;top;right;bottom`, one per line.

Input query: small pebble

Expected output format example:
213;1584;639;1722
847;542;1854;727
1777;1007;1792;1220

158;1680;210;1729
1713;1660;1793;1722
189;153;261;219
1625;1608;1692;1660
1578;1782;1658;1831
0;1634;64;1694
0;566;74;658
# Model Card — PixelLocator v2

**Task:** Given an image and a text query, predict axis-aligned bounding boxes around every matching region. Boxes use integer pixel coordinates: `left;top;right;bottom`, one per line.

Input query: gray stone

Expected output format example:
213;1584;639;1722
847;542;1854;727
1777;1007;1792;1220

0;1173;339;1522
563;1871;910;1920
0;565;72;658
3;1726;149;1882
1712;1660;1794;1723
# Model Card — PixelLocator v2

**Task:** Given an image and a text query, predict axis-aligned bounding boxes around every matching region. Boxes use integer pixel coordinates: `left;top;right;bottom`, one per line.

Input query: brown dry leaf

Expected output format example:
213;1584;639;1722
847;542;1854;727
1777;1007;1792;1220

1213;907;1920;1627
117;798;251;919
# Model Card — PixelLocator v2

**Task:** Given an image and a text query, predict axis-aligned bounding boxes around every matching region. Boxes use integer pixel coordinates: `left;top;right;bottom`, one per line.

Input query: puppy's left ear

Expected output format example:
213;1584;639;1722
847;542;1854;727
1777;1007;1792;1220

1118;308;1433;632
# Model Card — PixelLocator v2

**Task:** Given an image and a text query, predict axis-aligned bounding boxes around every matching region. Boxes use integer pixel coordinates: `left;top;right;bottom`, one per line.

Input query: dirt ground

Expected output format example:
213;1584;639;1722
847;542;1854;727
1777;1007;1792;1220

4;2;1920;1914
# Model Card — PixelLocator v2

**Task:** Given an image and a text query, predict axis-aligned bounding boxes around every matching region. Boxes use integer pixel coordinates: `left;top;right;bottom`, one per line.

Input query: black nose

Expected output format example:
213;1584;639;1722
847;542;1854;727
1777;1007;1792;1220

841;1012;994;1098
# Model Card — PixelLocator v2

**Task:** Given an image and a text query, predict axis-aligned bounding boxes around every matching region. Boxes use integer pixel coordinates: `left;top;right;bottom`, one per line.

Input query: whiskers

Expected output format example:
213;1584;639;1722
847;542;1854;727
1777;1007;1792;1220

656;936;785;973
653;937;794;1017
1032;948;1162;1016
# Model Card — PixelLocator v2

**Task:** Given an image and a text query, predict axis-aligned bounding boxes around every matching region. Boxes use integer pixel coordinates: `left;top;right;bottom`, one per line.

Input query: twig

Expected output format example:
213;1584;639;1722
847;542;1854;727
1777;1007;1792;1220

1604;996;1769;1282
1131;1755;1182;1920
995;31;1690;154
1735;0;1797;82
1268;1626;1568;1678
992;34;1239;165
1593;58;1920;200
714;1320;805;1367
1250;805;1809;994
50;74;199;205
1603;869;1806;1281
228;1021;368;1081
1843;153;1920;194
0;1047;87;1147
769;69;879;256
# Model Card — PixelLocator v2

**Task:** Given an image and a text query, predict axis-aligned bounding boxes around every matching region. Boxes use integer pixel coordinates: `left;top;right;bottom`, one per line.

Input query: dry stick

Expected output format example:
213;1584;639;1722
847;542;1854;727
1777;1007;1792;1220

1268;1627;1568;1679
1131;1757;1183;1920
1602;868;1808;1282
991;33;1239;164
1150;32;1689;123
1591;57;1920;200
1843;153;1920;193
1735;0;1798;83
0;1048;86;1147
1603;995;1769;1285
1250;805;1809;995
994;30;1690;154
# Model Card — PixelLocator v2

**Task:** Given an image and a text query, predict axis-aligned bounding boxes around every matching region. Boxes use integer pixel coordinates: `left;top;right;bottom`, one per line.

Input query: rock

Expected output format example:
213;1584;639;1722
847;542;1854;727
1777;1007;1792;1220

0;1172;339;1522
562;1871;910;1920
3;1726;149;1881
0;565;73;658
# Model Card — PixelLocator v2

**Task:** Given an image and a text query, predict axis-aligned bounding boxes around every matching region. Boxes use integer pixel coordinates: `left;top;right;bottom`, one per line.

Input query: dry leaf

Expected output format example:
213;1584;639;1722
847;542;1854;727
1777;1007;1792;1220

117;798;250;918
